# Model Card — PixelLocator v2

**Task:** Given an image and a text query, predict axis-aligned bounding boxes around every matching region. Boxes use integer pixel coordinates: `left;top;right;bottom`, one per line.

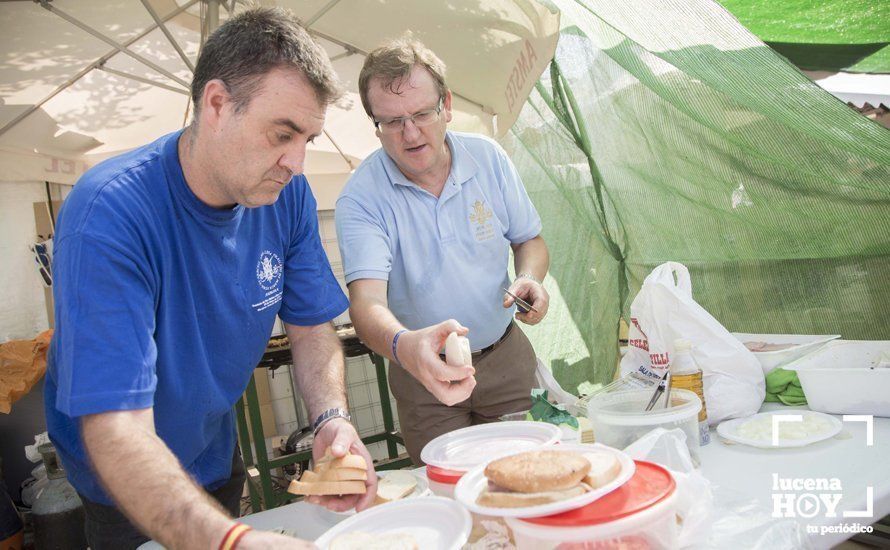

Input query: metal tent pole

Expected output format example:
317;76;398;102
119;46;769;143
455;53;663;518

0;0;199;140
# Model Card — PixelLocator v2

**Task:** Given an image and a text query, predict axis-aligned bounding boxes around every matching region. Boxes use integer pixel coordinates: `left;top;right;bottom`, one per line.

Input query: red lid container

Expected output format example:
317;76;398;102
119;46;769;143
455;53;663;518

426;464;466;485
522;460;675;527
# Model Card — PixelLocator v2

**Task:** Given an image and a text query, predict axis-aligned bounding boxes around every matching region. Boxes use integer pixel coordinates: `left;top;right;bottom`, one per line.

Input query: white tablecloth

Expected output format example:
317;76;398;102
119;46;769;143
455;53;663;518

696;404;889;549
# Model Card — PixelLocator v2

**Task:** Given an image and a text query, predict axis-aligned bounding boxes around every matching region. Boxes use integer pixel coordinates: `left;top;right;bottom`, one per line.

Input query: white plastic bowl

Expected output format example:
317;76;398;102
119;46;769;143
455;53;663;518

587;389;702;465
783;340;890;417
314;496;471;550
732;332;840;374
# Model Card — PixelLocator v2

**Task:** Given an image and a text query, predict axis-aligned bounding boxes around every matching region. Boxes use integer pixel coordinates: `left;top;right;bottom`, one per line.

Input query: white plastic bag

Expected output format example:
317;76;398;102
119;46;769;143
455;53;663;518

625;429;812;549
620;262;764;424
624;428;713;548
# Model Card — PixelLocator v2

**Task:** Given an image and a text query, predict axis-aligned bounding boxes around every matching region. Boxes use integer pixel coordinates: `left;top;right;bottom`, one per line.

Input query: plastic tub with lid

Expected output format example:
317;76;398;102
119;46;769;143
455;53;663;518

587;388;702;465
505;460;677;550
498;411;582;443
426;465;465;498
421;421;563;496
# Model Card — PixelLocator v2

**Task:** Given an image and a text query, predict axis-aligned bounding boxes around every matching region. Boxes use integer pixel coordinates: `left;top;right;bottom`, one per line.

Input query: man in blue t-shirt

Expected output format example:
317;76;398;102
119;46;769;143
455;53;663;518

336;39;552;463
44;8;373;549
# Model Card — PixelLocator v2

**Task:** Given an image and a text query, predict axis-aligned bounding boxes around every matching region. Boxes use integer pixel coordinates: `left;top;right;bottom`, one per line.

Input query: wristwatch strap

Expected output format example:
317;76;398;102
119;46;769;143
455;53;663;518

516;272;542;285
311;407;351;435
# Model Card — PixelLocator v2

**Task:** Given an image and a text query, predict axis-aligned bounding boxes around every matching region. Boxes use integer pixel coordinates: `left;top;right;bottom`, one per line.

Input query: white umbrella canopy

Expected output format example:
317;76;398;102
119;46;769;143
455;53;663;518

0;0;559;187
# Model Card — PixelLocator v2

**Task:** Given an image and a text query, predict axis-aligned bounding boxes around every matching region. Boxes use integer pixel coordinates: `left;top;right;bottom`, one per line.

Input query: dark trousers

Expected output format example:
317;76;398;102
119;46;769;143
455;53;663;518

79;448;247;550
390;322;538;464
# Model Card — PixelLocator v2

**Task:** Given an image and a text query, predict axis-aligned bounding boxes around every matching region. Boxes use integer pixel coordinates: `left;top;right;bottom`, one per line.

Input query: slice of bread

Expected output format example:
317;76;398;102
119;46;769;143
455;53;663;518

287;479;366;496
329;531;419;550
299;467;366;482
299;470;320;483
476;484;588;508
484;450;591;493
375;471;418;504
583;451;622;489
320;467;368;482
316;453;367;473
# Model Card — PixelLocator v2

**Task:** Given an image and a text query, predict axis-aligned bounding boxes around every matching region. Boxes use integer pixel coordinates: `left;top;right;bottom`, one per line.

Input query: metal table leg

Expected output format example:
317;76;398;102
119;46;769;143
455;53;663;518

242;375;276;510
234;397;262;513
371;352;400;459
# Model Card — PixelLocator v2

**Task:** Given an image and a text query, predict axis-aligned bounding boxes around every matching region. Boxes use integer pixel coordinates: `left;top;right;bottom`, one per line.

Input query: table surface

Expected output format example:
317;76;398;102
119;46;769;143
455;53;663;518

698;404;889;548
141;405;889;549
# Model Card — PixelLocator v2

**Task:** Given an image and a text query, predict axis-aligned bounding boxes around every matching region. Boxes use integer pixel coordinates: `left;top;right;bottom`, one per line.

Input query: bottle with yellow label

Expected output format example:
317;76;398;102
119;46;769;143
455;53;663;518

671;338;710;445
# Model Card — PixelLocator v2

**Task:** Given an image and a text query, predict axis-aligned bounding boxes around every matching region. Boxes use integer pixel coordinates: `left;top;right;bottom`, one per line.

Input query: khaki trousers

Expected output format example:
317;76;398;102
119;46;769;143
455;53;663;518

389;322;537;464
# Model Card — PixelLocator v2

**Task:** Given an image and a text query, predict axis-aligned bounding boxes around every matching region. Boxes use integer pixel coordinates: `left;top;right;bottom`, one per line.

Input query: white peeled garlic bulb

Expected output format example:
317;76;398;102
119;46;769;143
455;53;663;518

444;332;472;366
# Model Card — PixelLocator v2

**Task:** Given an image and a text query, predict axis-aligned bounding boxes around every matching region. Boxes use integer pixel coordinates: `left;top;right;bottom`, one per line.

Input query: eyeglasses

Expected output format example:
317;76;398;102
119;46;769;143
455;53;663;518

373;98;444;135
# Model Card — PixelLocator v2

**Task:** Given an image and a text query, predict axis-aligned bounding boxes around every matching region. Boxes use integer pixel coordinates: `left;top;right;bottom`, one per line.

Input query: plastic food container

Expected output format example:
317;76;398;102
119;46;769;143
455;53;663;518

421;421;562;472
425;465;507;545
426;465;465;499
587;389;702;465
499;411;582;443
315;496;471;550
506;460;677;550
731;332;840;374
784;340;890;416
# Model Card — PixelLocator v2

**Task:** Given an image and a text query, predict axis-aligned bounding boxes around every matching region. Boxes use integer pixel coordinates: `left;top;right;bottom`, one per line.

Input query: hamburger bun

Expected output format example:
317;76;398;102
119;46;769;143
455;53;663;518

476;484;588;508
484;450;591;493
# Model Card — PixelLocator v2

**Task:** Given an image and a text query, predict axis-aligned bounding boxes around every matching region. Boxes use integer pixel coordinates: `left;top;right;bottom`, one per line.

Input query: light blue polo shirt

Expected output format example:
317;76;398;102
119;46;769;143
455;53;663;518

335;131;541;350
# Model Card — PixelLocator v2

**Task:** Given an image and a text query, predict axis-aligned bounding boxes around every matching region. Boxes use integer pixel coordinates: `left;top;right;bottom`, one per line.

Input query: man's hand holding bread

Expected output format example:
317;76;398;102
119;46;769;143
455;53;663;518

301;419;377;512
393;320;476;406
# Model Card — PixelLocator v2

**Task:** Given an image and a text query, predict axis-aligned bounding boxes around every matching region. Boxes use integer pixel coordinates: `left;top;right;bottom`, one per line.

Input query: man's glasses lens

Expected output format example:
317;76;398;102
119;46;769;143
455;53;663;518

376;99;443;134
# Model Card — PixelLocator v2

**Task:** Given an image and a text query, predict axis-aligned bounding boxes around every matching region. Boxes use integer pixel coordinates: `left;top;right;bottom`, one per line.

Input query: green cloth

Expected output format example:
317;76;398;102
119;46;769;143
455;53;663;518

765;368;808;406
497;0;890;394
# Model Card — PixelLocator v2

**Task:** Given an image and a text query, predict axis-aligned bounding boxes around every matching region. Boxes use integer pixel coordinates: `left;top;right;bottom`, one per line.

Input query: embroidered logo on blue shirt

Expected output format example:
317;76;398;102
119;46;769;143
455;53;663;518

470;200;495;241
256;250;283;291
253;250;284;313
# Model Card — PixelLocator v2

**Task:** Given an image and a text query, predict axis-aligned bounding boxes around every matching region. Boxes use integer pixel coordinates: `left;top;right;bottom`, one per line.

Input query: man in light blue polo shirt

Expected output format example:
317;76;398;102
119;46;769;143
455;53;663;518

336;38;551;462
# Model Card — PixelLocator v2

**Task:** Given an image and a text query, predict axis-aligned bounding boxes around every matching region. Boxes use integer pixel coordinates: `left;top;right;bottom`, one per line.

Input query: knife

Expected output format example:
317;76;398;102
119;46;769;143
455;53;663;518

502;287;539;313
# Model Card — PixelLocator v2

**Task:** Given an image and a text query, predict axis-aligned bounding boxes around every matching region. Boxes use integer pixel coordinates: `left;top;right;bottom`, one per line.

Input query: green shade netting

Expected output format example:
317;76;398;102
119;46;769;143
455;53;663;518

499;0;890;393
719;0;890;74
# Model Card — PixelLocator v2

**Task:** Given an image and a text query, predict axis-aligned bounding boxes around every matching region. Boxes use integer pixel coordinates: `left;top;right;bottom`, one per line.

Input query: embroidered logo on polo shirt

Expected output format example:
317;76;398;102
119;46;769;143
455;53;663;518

256;250;283;291
470;200;495;241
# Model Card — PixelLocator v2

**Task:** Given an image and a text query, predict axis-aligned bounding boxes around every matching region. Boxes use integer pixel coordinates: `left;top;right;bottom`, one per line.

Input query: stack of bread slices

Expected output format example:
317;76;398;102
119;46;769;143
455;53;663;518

287;452;368;496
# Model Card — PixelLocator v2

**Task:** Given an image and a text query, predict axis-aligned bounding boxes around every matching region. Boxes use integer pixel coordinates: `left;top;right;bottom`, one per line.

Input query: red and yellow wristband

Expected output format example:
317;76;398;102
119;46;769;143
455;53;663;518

219;522;252;550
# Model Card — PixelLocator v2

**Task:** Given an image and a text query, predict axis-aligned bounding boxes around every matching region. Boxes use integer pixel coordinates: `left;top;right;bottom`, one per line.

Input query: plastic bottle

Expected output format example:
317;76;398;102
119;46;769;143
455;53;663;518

671;339;710;445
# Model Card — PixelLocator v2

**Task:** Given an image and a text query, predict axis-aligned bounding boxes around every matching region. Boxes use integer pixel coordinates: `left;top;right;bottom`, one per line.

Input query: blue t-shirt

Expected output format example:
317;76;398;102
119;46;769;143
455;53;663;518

45;130;348;505
335;131;541;350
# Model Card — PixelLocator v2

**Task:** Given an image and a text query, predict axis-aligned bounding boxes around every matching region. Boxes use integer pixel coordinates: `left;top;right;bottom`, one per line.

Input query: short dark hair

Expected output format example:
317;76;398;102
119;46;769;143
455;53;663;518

359;36;448;119
191;6;342;118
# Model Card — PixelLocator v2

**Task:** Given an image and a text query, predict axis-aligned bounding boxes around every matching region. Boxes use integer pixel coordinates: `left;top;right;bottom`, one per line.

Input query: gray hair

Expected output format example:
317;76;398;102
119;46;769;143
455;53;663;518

191;6;342;118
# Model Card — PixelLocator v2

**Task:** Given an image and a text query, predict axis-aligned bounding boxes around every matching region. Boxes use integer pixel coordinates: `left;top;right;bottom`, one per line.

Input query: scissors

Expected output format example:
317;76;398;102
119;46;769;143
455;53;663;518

502;287;539;314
